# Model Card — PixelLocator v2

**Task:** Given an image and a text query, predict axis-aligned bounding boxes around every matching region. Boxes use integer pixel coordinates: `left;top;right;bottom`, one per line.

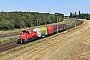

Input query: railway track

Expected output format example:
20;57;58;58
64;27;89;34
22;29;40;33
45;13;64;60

0;42;20;52
0;20;83;52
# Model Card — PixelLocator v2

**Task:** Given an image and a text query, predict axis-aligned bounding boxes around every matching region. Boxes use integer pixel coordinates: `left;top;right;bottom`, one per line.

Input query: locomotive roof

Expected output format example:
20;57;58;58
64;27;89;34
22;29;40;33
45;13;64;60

22;30;32;33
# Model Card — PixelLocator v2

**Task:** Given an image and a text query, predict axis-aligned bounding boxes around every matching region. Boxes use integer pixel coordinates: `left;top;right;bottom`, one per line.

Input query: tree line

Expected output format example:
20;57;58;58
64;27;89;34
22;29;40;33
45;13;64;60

69;11;90;20
0;11;64;30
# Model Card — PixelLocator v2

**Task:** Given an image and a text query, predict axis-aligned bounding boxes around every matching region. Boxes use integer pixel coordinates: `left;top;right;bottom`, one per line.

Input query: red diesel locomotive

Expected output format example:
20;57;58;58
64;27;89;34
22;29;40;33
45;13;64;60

17;30;38;43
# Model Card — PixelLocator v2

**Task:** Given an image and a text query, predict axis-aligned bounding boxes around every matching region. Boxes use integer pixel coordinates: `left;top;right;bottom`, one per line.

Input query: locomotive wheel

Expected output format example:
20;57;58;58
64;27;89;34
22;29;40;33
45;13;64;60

25;39;28;43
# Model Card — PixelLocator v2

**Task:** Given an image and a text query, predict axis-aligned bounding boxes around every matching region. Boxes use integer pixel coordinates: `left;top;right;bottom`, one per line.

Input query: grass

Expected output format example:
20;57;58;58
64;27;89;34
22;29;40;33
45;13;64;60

0;37;18;45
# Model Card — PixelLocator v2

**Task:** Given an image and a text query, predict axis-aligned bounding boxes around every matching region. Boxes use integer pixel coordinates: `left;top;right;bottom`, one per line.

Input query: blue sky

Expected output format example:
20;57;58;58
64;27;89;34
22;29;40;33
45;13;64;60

0;0;90;16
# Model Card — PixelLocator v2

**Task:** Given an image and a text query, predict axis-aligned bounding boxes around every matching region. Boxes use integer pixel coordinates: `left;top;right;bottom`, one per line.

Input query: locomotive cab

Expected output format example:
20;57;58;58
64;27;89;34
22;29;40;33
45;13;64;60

17;30;31;43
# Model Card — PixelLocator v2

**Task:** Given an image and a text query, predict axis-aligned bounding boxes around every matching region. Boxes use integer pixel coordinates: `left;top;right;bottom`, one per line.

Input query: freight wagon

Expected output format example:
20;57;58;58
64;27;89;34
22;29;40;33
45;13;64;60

46;26;54;35
52;24;66;33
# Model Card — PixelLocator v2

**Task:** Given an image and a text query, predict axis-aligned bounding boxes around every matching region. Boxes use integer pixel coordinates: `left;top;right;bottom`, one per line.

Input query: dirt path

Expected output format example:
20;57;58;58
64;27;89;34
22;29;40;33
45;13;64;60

0;19;90;60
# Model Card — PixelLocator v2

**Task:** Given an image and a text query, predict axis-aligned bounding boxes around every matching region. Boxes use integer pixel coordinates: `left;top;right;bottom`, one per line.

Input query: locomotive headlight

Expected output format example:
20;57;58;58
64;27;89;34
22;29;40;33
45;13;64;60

18;38;19;39
21;35;24;36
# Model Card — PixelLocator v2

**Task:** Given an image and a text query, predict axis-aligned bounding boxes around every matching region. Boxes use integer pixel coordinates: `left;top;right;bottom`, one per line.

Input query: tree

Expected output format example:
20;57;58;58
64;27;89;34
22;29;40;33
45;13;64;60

70;12;73;18
0;11;64;30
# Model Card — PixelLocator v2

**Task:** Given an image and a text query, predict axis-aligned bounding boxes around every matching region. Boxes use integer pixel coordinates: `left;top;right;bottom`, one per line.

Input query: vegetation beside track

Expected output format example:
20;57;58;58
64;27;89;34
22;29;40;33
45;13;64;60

0;37;18;45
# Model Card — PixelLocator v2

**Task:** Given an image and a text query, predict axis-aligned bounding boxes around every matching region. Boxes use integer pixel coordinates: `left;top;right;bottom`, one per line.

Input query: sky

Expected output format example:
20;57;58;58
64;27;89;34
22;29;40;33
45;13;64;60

0;0;90;16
